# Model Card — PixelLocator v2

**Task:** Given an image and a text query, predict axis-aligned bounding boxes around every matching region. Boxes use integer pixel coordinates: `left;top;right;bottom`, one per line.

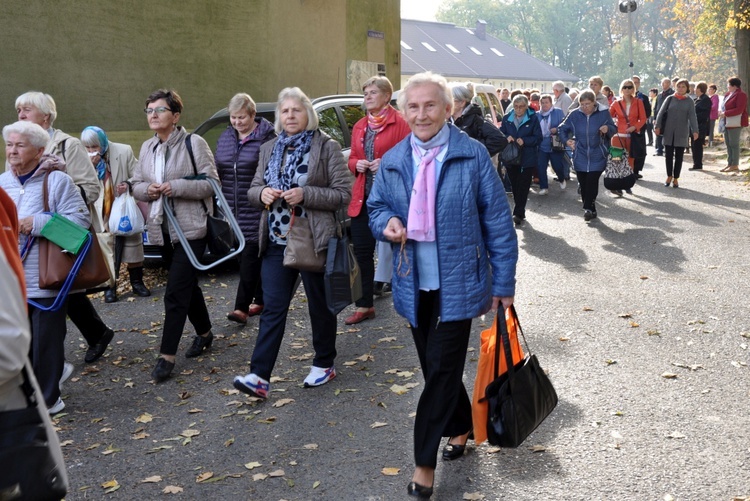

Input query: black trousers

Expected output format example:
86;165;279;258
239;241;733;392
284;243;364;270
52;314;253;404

67;292;109;347
250;244;337;380
234;240;263;311
160;238;212;355
28;297;69;408
691;134;706;169
350;211;375;308
506;164;533;219
411;290;473;468
665;146;686;178
576;170;603;212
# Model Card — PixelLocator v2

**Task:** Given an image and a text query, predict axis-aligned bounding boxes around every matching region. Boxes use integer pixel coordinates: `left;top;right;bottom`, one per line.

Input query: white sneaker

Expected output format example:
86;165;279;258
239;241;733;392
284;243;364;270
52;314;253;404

233;373;269;399
48;398;65;415
303;366;336;388
559;180;567;190
538;189;549;196
59;362;74;390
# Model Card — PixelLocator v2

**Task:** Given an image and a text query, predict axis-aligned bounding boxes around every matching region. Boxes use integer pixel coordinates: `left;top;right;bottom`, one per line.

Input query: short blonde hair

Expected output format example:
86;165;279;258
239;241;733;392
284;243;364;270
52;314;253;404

274;87;318;134
589;76;604;87
15;91;57;125
362;76;394;98
228;93;257;115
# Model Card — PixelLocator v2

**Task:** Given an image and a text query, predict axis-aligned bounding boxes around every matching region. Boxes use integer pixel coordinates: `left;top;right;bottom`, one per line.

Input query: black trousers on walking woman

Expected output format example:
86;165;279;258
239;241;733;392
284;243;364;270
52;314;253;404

411;290;473;468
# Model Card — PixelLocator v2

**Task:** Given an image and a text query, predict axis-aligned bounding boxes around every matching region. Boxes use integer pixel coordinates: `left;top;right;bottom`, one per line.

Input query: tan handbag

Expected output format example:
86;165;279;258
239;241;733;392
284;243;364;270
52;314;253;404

282;215;326;273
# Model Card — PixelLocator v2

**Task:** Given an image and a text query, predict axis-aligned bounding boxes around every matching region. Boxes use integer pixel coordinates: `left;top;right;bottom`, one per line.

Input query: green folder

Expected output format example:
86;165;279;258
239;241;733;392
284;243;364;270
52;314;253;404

40;213;89;255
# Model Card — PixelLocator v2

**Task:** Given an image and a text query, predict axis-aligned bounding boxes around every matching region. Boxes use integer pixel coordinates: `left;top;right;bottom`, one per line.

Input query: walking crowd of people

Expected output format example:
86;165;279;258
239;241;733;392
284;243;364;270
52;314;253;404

0;70;747;499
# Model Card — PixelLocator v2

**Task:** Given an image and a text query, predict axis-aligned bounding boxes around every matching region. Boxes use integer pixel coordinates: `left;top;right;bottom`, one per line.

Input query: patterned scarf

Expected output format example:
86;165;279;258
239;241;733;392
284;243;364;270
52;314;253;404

674;93;687;100
265;130;314;190
367;105;392;132
83;126;110;179
407;125;450;242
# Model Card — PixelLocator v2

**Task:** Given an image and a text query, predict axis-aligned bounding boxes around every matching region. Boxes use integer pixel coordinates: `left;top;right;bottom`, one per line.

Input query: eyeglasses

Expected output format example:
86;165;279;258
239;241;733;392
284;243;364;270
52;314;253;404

144;107;172;115
622;86;634;90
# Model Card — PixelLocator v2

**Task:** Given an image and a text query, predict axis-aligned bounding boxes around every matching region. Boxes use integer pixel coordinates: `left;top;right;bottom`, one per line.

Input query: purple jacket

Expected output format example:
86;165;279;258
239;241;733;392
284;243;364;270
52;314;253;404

214;118;276;243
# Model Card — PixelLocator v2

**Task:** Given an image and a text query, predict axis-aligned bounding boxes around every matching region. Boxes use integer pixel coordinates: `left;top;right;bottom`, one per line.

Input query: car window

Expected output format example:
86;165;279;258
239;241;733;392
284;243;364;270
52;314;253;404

487;93;502;123
340;104;366;141
317;107;345;147
198;120;228;154
474;94;491;118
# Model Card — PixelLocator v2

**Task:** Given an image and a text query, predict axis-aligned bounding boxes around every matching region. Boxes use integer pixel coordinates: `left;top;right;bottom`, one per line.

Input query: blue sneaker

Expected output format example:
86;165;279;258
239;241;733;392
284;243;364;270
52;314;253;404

233;373;269;399
303;366;336;388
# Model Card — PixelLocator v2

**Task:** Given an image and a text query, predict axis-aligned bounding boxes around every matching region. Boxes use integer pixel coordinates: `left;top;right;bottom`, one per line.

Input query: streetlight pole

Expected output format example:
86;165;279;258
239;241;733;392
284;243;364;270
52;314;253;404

619;0;638;70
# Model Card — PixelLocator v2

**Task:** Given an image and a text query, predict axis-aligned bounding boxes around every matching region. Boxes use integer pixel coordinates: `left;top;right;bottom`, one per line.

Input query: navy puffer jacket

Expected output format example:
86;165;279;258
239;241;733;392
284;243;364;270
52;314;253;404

499;108;543;169
214;118;276;242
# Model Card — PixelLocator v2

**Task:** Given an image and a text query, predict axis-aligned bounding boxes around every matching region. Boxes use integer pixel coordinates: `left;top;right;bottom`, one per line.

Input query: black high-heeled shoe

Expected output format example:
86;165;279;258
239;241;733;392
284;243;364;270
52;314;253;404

185;331;213;358
442;430;473;461
151;357;175;383
407;481;433;498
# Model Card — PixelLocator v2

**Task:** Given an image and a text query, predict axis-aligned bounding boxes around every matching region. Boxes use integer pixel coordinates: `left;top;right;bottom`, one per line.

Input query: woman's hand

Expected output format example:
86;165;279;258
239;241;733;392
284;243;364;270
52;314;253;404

18;216;33;235
693;132;699;140
116;182;129;195
566;139;576;150
654;128;661;136
516;138;524;147
147;183;162;200
550;127;557;134
491;296;514;311
261;187;283;205
158;182;172;197
383;217;406;243
370;158;381;174
626;126;636;133
599;125;609;134
507;136;515;142
281;187;304;206
355;159;371;173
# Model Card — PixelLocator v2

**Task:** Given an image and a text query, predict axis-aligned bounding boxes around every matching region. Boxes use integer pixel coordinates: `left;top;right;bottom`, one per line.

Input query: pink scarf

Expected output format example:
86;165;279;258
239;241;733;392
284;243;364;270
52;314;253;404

407;143;441;242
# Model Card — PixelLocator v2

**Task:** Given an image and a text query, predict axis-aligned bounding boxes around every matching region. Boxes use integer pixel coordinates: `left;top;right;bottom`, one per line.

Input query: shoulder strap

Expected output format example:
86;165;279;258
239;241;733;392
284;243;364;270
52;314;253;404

618;100;631;127
59;137;67;161
42;170;52;212
185;134;197;175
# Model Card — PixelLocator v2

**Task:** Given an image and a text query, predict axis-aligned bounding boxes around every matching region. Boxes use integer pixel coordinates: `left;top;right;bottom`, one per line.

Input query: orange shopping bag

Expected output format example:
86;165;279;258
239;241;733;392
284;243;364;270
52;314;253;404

472;307;525;444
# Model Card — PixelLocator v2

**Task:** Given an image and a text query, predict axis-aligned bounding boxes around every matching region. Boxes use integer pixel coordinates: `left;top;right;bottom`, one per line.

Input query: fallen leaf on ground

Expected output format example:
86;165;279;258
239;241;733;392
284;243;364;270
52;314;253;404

605;359;618;365
378;336;397;342
343;361;357;366
303;443;318;450
180;429;200;438
163;485;183;494
135;413;153;423
390;384;410;395
224;438;235;447
272;398;295;408
356;354;374;362
313;480;321;488
618;313;632;318
558;336;570;342
196;472;213;483
268;469;285;477
666;431;686;439
486;446;502;453
381;467;400;476
528;445;546;452
583;306;593;311
244;461;262;470
188;408;203;413
661;372;678;379
464;492;485;500
59;440;73;447
101;479;119;489
141;476;162;483
252;473;268;481
370;422;388;429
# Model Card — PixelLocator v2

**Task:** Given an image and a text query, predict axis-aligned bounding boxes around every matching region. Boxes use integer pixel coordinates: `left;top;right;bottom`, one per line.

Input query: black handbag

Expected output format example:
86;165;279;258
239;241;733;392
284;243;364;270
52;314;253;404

185;134;238;257
500;141;523;166
551;133;566;152
0;367;68;500
324;214;362;315
484;306;558;448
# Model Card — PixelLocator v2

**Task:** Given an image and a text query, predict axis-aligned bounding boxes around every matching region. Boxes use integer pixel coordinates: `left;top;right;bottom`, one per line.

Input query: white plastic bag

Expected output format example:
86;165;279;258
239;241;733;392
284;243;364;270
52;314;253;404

108;192;145;236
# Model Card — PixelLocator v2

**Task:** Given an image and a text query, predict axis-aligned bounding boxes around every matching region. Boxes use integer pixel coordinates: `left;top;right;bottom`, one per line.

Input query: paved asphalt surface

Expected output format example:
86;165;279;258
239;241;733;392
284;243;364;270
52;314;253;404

56;148;749;500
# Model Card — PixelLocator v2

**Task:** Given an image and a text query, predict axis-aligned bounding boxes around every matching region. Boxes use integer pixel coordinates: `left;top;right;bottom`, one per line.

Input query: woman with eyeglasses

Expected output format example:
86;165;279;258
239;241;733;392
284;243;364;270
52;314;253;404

131;89;220;382
655;79;699;187
609;79;647;189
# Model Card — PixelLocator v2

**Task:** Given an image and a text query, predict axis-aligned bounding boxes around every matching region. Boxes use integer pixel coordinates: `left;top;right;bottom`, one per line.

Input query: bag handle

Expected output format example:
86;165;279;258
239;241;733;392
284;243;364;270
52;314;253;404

491;305;530;381
185;134;211;216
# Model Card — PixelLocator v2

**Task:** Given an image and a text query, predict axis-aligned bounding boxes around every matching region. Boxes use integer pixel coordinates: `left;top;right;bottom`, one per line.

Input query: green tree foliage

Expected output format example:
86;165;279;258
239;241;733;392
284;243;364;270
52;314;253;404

436;0;746;90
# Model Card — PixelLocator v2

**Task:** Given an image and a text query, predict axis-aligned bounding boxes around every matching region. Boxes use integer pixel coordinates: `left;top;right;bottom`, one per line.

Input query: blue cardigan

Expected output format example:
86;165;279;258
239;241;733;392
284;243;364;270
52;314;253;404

557;106;617;172
367;124;518;326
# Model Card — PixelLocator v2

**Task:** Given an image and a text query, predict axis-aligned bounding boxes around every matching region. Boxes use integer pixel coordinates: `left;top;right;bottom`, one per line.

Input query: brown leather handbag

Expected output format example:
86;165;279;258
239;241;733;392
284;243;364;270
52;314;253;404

37;171;110;290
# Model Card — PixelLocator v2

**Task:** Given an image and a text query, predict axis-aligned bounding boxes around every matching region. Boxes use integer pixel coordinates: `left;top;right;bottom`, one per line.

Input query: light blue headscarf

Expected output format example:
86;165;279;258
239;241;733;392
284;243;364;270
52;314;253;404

82;126;109;179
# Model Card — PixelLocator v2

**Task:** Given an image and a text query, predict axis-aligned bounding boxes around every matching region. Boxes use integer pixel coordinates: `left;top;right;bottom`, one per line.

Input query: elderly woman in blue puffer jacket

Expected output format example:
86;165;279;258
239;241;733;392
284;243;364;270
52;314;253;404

215;93;276;325
558;89;617;222
367;72;518;498
499;94;543;226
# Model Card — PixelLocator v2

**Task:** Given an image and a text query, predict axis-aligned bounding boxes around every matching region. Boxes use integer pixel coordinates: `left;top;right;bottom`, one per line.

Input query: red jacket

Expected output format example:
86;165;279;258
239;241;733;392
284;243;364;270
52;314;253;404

0;187;25;300
610;97;647;134
347;107;410;217
724;89;749;128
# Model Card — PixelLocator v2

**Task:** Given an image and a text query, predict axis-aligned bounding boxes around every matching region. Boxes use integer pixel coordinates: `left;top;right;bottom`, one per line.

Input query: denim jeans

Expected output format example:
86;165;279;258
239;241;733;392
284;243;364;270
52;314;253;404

537;150;566;188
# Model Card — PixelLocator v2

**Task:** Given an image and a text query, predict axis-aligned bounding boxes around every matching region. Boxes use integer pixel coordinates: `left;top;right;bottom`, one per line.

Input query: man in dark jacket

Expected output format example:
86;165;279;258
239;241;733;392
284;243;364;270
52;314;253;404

690;81;712;170
653;78;674;156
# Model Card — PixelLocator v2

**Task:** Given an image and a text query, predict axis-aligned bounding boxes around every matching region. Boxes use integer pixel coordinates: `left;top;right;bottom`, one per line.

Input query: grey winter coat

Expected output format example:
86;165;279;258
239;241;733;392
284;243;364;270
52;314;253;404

655;95;699;148
131;127;219;246
248;130;352;256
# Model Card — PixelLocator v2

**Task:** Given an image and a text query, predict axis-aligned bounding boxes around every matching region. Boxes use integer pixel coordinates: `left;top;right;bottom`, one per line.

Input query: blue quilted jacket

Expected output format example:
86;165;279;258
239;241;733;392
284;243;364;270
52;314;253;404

367;125;518;326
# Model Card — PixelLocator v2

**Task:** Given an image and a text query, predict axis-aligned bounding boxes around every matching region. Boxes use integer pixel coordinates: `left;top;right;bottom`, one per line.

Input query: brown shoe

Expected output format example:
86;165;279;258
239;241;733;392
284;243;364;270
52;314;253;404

227;310;248;325
344;308;375;325
248;304;264;317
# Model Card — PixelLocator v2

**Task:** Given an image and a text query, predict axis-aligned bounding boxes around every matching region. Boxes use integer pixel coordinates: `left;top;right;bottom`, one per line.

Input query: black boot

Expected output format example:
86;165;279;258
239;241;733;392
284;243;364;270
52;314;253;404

129;266;151;297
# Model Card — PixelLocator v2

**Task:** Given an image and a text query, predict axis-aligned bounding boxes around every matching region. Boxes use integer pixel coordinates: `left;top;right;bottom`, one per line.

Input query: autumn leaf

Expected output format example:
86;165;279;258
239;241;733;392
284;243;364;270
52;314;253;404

224;438;235;447
188;408;203;414
101;479;119;490
135;412;153;423
378;336;397;342
582;306;593;311
303;443;319;450
464;492;485;500
381;467;400;476
661;372;678;379
252;473;268;481
244;461;262;470
558;336;570;341
163;485;183;494
618;313;632;318
370;422;388;429
343;361;357;366
268;469;285;477
528;445;546;452
666;431;686;439
196;472;214;483
605;359;618;365
180;429;200;438
272;398;295;408
59;440;73;447
132;431;149;440
356;353;374;362
390;384;410;395
141;475;162;483
313;480;321;488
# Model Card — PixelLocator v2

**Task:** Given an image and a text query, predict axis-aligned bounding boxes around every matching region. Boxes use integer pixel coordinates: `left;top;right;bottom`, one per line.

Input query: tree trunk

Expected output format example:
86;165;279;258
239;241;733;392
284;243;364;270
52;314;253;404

736;24;750;117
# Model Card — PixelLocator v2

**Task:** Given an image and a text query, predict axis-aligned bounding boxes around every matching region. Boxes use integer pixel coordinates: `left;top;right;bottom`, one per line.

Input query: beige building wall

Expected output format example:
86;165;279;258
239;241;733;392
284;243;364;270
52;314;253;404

0;0;400;134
